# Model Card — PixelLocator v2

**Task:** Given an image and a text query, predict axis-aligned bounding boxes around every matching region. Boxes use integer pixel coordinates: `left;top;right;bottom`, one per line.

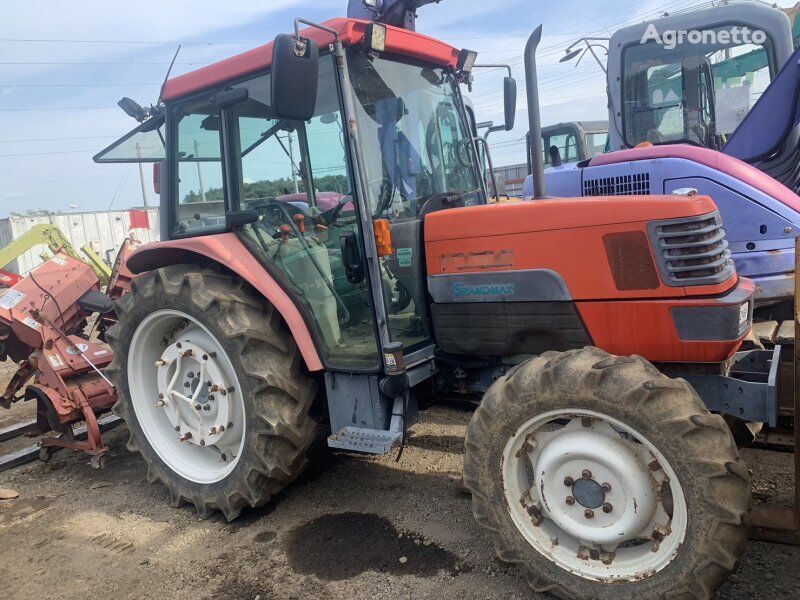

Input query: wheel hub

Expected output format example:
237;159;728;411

570;478;605;509
156;339;235;449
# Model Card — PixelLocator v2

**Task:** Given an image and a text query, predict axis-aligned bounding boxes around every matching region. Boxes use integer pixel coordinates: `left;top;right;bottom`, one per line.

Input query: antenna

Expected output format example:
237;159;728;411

157;45;182;106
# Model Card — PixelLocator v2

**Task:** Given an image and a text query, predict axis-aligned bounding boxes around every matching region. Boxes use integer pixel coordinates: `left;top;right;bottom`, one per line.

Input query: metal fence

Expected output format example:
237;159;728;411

0;208;160;275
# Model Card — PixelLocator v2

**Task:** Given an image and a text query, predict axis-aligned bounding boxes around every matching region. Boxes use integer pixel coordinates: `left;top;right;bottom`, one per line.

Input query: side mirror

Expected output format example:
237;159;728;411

503;76;517;131
271;34;319;121
153;161;163;195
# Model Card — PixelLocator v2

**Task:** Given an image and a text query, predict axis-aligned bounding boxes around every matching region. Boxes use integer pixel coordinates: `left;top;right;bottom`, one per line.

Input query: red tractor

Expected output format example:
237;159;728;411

94;15;776;599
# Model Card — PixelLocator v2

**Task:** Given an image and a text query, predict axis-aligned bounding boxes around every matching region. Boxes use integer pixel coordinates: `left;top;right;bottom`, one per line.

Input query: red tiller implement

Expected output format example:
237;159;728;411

0;252;120;470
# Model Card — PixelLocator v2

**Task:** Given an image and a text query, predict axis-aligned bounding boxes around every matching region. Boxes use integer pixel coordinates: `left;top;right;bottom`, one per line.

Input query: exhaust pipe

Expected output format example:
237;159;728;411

525;25;546;198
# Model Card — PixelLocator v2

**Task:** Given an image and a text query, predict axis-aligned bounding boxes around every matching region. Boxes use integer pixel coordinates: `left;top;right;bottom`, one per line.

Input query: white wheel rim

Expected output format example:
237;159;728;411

128;309;246;484
502;409;688;582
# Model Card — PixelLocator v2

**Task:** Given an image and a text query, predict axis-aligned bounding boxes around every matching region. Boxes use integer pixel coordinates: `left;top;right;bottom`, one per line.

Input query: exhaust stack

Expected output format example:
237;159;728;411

525;25;546;198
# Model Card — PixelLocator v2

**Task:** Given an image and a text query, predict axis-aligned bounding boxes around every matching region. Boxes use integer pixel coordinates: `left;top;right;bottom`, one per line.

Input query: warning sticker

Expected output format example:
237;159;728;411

48;354;65;369
51;255;68;267
396;248;413;268
0;290;25;310
23;317;41;331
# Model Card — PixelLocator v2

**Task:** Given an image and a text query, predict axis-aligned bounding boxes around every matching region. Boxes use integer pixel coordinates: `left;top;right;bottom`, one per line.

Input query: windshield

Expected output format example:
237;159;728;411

346;50;484;216
623;24;775;147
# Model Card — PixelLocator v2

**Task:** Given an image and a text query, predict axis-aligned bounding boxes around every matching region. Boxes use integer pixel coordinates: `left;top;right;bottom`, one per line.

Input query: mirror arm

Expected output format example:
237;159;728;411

294;18;341;43
472;64;513;78
474;137;500;202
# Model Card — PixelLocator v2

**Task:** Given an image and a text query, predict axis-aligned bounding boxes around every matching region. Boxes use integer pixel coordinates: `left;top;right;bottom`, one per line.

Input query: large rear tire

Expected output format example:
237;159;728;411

464;347;750;599
106;265;317;520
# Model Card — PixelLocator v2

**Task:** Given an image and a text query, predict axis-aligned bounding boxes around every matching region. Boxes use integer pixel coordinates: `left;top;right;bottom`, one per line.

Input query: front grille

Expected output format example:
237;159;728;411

583;173;651;196
647;212;735;287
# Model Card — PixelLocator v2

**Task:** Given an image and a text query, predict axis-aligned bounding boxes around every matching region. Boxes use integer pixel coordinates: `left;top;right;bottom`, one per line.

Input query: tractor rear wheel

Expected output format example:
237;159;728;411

464;347;750;599
106;265;317;520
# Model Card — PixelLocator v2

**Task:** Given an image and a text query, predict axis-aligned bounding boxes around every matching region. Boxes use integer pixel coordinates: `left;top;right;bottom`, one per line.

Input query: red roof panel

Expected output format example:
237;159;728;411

162;18;462;101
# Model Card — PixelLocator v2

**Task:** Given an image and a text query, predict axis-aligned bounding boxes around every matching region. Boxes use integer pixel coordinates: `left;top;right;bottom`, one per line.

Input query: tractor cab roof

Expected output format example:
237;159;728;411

162;17;462;102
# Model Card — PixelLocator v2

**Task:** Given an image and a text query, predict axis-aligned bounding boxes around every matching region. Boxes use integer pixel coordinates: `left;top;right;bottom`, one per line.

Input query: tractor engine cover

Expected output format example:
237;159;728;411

424;194;753;363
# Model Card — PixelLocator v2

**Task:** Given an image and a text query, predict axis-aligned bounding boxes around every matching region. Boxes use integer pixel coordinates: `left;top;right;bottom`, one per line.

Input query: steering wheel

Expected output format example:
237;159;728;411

320;196;354;226
250;199;306;233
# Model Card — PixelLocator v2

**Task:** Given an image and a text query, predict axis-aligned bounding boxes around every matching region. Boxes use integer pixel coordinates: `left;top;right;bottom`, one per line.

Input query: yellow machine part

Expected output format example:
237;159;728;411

0;224;112;285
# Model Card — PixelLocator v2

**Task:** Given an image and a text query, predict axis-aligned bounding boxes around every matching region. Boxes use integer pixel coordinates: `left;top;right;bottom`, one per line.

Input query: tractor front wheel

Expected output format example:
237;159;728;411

464;347;750;599
107;265;317;520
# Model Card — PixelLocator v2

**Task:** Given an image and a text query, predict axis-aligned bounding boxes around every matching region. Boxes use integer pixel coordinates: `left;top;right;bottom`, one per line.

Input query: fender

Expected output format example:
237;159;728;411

126;233;324;372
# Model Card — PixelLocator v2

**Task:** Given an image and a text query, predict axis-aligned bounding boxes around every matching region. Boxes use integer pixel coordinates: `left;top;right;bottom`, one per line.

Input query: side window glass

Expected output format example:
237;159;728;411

173;94;225;234
229;61;380;371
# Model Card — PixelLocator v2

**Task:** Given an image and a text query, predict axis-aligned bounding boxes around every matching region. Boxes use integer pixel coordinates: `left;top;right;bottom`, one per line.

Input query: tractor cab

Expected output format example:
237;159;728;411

95;18;506;374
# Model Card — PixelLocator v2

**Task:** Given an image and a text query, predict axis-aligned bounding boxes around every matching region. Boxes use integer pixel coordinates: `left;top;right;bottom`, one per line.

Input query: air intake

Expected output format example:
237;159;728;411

583;173;651;196
648;211;735;287
603;231;660;291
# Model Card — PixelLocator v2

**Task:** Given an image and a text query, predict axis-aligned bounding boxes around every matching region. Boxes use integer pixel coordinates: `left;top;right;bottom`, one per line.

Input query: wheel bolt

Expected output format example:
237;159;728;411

187;372;195;379
220;389;227;396
203;405;211;411
158;393;164;399
227;387;235;394
202;354;209;360
184;381;191;388
601;482;612;493
174;426;180;432
200;439;206;446
564;476;574;487
209;427;217;435
582;470;592;480
195;404;202;411
208;395;215;401
176;342;182;349
566;496;575;506
178;432;192;442
155;401;166;407
219;425;226;432
602;503;613;514
584;509;594;519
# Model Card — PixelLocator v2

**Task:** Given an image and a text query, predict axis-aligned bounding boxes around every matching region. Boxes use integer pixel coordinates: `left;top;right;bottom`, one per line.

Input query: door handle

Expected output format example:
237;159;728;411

340;231;365;284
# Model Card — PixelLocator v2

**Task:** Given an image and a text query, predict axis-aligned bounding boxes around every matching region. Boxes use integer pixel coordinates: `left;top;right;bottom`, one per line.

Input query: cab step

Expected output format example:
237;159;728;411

327;427;402;455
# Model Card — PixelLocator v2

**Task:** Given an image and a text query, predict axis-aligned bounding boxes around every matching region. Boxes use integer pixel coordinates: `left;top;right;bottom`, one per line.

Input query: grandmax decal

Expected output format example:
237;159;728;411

453;283;515;297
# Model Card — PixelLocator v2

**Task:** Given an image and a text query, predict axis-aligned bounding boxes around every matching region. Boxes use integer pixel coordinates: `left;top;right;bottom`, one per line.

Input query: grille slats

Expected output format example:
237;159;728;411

648;212;735;287
583;173;651;196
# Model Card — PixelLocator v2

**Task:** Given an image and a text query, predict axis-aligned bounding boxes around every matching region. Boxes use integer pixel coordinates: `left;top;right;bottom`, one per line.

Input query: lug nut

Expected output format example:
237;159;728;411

203;405;211;411
200;439;206;446
155;359;166;367
184;381;191;388
564;476;574;487
176;342;182;349
602;503;613;514
209;427;217;435
584;509;594;519
195;404;202;411
202;354;209;360
187;371;195;379
174;426;180;432
566;496;575;506
219;425;226;432
581;417;592;428
227;422;233;429
158;393;164;399
209;352;217;358
601;482;612;493
208;395;215;401
582;470;592;480
178;432;192;442
220;389;227;396
155;401;166;407
227;387;235;394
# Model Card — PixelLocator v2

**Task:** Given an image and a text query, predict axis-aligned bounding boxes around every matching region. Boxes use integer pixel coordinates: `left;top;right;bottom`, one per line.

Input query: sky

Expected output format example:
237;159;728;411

0;0;796;217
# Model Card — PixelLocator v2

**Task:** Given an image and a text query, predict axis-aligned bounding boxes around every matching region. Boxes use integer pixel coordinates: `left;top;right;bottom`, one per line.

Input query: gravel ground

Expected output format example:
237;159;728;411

0;399;798;600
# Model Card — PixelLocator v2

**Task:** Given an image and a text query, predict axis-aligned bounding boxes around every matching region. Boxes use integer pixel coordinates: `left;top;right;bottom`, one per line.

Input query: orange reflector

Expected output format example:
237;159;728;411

373;219;394;257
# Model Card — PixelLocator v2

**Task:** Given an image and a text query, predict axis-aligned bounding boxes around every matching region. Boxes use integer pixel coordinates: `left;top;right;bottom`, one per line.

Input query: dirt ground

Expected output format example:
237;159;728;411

0;396;798;599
